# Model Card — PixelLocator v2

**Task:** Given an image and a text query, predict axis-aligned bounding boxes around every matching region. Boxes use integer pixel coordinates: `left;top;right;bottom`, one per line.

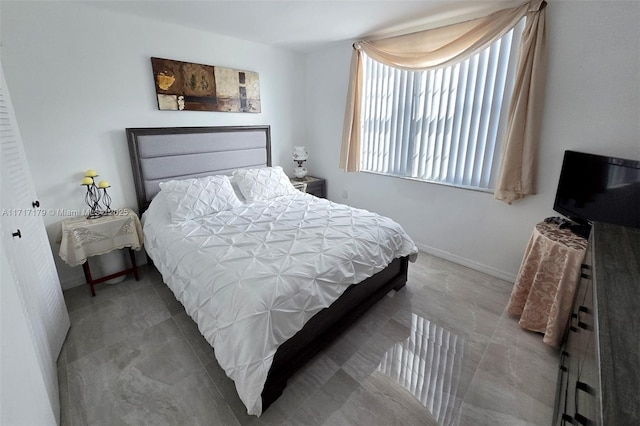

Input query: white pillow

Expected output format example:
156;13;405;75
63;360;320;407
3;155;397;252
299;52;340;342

233;166;298;202
159;175;242;222
229;174;246;202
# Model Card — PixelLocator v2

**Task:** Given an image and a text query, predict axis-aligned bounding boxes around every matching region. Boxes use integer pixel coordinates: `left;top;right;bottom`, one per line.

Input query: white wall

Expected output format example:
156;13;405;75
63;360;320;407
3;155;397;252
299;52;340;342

1;1;306;288
304;1;640;280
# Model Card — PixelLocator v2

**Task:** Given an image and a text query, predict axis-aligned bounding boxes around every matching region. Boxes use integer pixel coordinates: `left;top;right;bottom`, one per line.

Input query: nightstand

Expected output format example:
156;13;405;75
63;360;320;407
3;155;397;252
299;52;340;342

291;181;308;193
506;221;587;346
290;176;326;198
59;208;143;296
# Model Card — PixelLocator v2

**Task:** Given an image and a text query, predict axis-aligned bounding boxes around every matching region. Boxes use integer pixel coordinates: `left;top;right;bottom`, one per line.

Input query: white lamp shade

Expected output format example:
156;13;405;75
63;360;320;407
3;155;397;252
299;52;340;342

292;146;309;162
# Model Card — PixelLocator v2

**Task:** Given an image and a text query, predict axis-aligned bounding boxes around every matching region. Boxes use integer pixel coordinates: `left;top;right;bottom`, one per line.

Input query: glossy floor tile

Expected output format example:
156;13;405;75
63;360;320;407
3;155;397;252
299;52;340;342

58;253;559;425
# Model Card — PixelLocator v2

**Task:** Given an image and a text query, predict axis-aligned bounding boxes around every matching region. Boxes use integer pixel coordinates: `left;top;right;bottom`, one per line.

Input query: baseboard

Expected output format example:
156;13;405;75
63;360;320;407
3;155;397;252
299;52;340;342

61;276;87;290
59;251;149;290
415;242;517;283
60;247;515;288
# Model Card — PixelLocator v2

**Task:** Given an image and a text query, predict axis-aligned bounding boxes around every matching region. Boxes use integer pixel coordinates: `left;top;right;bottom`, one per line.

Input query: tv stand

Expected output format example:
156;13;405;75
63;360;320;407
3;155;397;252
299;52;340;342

567;223;591;239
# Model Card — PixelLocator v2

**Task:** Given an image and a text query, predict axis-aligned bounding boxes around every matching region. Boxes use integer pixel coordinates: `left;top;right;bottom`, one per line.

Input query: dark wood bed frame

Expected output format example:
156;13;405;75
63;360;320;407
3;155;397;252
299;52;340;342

126;125;409;413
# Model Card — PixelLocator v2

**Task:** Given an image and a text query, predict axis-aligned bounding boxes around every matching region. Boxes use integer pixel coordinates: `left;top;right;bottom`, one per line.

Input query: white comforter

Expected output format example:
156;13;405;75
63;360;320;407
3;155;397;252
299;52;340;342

143;191;418;415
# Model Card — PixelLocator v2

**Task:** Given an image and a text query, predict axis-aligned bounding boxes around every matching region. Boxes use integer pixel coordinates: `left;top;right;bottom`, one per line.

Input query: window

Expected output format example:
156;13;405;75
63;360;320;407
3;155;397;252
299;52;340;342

360;18;526;191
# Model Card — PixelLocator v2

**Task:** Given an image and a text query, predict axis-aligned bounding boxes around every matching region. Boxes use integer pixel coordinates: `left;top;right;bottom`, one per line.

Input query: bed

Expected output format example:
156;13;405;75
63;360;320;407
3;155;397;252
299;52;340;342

126;125;418;416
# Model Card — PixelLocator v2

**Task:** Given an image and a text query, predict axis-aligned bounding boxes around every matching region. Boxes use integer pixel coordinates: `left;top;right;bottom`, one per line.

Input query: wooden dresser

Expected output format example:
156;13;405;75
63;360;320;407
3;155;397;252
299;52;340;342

553;222;640;425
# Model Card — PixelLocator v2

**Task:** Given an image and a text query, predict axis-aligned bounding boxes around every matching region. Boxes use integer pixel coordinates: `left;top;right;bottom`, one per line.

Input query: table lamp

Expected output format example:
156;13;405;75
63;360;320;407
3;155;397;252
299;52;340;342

292;146;308;180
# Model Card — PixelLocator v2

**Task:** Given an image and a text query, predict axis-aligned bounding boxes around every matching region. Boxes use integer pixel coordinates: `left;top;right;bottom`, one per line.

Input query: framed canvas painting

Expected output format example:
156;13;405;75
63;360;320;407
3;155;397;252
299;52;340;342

151;57;261;113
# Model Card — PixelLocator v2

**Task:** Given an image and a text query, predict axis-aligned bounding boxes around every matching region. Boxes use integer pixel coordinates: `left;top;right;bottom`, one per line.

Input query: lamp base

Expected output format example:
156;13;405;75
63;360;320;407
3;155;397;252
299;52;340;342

293;166;308;179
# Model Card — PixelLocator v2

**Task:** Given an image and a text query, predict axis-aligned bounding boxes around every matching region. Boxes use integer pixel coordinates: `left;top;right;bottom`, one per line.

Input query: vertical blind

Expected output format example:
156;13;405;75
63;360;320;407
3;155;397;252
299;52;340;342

360;18;525;191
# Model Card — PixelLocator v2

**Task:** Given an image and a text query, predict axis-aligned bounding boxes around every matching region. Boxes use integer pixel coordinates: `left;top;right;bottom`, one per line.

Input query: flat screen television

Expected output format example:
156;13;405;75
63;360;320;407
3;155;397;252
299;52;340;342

553;150;640;229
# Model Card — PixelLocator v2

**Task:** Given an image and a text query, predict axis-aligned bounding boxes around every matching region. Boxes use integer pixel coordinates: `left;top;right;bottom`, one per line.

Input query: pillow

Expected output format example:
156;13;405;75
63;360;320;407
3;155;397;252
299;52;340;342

229;174;246;202
233;166;298;202
159;175;242;222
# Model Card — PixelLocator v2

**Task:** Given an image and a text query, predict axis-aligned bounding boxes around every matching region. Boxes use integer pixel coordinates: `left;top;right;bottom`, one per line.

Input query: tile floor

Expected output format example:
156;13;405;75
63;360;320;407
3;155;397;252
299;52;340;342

58;252;560;426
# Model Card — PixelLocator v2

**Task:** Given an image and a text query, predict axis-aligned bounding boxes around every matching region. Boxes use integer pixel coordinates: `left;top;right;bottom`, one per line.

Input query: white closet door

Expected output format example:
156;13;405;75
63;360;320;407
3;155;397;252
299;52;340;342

0;60;70;424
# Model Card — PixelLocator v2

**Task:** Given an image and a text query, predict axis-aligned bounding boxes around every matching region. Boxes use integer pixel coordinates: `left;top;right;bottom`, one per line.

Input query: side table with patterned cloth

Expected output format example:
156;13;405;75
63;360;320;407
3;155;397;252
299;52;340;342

59;208;143;296
507;222;588;346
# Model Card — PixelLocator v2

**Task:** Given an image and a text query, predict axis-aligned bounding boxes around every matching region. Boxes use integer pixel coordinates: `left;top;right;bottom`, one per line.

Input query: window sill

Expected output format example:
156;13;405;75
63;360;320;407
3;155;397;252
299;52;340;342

360;170;495;194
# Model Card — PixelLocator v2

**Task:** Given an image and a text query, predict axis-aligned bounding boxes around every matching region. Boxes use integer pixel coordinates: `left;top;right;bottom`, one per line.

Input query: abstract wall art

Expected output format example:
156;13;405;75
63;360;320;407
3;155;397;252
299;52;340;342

151;57;261;113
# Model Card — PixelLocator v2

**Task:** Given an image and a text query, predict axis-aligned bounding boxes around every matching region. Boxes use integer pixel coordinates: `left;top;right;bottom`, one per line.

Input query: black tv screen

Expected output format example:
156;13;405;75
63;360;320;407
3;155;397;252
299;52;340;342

553;150;640;229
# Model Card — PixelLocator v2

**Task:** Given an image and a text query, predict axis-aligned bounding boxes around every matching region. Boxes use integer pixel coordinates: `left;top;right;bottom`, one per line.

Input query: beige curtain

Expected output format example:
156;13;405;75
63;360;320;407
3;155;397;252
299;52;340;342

340;0;547;204
494;2;547;203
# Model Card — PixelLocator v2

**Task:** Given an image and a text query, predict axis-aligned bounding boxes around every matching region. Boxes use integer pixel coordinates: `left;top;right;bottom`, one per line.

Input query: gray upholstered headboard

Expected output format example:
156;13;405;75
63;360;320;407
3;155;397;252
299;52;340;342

126;125;271;213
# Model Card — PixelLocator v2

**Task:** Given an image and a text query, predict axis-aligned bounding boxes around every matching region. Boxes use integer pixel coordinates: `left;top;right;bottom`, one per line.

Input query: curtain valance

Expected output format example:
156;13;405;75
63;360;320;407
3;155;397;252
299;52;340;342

340;0;547;204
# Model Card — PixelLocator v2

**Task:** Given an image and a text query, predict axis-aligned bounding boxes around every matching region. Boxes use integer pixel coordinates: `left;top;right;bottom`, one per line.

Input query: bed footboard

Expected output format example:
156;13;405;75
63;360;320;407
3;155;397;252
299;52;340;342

262;255;409;411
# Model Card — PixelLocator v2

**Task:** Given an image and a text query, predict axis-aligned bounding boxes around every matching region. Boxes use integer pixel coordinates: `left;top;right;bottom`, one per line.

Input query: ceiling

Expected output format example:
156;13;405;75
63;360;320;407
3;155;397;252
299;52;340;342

86;0;523;53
